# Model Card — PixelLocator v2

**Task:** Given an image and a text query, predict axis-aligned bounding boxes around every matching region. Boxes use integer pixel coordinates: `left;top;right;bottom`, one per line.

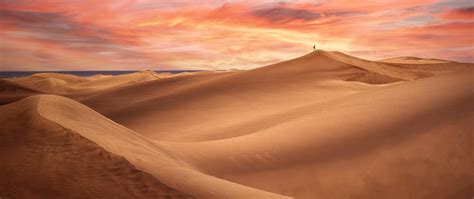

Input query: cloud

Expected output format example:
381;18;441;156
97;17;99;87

0;9;153;70
0;10;110;45
0;0;473;71
438;6;474;20
251;6;322;23
0;9;143;48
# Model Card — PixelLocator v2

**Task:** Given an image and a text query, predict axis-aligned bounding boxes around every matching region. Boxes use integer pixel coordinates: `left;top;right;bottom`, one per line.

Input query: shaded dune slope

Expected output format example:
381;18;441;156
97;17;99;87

320;51;429;81
5;70;163;94
0;79;41;105
0;95;290;199
0;79;39;94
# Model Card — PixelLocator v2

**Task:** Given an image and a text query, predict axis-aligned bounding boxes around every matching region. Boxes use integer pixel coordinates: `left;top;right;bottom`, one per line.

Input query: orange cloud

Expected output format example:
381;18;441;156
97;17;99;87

0;0;472;71
438;6;474;20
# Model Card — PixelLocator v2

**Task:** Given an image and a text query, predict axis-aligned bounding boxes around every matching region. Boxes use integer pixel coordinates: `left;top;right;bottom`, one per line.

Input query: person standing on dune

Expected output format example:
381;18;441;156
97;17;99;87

313;44;316;51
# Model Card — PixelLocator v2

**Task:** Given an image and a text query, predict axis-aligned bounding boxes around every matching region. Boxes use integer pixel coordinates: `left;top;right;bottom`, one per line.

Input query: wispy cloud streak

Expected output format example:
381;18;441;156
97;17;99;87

0;0;472;70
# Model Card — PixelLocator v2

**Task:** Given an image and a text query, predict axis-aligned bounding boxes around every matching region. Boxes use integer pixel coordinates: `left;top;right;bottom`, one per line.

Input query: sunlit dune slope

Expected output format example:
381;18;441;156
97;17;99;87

379;56;473;74
165;70;474;199
81;50;429;141
73;70;162;90
0;96;192;199
0;95;290;199
380;56;454;64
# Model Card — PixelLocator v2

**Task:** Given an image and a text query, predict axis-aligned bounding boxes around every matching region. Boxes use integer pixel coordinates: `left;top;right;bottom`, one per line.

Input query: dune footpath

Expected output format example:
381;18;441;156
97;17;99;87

1;50;473;198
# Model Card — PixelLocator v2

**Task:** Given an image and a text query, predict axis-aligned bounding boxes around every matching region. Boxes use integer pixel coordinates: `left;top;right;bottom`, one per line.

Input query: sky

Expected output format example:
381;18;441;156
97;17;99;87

0;0;473;70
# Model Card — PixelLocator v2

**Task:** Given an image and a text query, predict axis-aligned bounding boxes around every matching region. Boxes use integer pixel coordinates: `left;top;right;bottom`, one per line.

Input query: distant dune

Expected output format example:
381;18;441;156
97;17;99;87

4;70;163;94
1;50;473;198
379;56;454;64
0;79;42;105
379;57;471;73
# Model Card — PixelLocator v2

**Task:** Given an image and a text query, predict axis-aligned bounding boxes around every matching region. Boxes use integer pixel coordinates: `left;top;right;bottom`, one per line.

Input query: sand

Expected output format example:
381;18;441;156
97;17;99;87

1;50;473;198
379;56;454;64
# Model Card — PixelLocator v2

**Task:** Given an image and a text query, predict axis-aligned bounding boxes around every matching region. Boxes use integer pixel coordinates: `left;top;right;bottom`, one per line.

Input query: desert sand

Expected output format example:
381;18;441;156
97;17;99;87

1;50;473;198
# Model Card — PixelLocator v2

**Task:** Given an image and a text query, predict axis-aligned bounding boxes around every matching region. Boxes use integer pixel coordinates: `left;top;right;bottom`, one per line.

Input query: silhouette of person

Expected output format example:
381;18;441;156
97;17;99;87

313;44;316;51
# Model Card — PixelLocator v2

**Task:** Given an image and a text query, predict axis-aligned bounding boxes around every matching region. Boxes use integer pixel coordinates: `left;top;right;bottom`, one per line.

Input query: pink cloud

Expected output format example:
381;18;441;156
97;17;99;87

0;0;472;71
438;6;474;20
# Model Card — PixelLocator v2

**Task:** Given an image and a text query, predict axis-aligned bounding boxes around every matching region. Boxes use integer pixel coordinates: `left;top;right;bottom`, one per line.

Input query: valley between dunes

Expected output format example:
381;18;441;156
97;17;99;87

1;50;473;198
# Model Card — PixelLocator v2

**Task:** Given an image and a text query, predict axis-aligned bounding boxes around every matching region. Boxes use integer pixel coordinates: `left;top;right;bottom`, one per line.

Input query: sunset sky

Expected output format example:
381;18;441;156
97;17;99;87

0;0;473;70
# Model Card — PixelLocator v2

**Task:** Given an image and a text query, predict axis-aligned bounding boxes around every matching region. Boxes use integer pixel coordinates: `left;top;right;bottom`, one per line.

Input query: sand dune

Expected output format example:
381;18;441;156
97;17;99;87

0;79;39;94
0;96;192;199
379;56;454;64
320;51;430;80
0;79;42;105
0;95;290;198
379;56;473;74
81;51;429;141
5;70;164;94
165;70;473;198
1;50;472;198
